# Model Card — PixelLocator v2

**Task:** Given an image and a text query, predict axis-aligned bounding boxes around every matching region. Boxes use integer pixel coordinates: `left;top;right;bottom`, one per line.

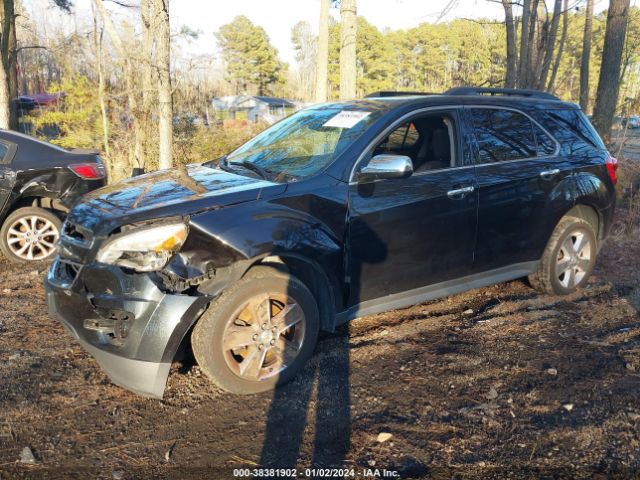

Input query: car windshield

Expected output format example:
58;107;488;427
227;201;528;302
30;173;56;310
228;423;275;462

223;105;382;180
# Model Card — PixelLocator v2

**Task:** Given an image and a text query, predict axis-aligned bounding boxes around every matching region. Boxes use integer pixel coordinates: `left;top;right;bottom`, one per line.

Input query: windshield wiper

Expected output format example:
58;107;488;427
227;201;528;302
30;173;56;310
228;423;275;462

228;160;272;180
213;155;229;170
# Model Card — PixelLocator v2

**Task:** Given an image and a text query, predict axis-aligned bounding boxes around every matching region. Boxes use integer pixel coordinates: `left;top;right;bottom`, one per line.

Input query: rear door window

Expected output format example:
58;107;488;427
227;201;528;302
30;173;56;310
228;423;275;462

533;124;558;156
469;108;537;163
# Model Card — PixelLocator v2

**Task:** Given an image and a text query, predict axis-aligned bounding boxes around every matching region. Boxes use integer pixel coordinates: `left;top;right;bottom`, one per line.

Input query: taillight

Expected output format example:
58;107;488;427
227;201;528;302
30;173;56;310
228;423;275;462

69;163;105;180
605;155;618;185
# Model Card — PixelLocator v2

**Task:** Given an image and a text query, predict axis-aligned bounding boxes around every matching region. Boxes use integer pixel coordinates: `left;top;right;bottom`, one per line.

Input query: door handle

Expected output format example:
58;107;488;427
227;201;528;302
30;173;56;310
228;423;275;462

539;168;560;179
447;185;475;199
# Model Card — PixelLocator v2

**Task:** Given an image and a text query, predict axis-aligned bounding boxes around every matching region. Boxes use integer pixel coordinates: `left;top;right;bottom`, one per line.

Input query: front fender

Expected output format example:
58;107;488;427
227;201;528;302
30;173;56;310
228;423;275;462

164;196;346;292
195;200;342;264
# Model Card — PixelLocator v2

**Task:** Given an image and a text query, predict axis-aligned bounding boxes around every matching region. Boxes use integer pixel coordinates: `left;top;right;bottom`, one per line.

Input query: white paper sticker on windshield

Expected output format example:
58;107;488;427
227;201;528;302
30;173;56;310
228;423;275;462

322;110;371;129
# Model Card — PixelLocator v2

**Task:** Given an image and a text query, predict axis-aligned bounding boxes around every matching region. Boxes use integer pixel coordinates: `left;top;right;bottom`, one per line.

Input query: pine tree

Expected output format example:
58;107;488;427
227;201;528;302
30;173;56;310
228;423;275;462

216;16;284;96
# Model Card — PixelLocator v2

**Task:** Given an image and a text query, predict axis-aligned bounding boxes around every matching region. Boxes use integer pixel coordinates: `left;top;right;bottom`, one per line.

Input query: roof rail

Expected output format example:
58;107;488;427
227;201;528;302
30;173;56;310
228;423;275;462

365;91;438;98
445;87;560;101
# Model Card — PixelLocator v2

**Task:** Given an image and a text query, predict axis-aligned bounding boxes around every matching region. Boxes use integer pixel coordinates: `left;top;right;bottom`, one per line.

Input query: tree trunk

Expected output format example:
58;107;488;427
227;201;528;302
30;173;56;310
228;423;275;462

0;0;15;129
537;0;562;90
592;0;630;140
528;0;544;87
517;0;531;87
5;0;16;130
579;0;594;112
502;0;517;88
155;0;172;170
139;0;154;171
0;55;9;129
339;0;357;100
547;0;568;92
93;0;141;174
315;0;329;102
93;11;111;176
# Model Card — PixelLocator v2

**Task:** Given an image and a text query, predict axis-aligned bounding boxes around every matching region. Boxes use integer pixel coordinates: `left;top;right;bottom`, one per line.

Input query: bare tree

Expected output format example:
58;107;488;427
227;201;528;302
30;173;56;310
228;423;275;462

0;0;17;129
537;0;562;90
527;0;543;85
517;0;532;87
502;0;517;88
93;0;143;173
547;0;569;92
339;0;356;100
592;0;631;139
92;8;110;163
315;0;329;102
498;0;565;91
138;0;155;173
579;0;594;112
155;0;172;170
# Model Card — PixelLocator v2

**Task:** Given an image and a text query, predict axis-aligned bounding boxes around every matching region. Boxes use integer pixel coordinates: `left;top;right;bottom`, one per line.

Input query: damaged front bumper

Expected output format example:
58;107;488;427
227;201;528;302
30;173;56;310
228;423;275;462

44;257;210;398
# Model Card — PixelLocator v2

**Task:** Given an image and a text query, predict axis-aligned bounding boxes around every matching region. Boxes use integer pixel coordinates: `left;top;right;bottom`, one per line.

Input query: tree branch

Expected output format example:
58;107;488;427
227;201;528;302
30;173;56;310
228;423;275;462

15;45;47;53
104;0;137;8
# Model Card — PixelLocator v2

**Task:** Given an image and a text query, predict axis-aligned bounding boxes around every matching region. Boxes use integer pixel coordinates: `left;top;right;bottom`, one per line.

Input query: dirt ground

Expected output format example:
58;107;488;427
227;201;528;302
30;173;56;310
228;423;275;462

1;186;640;479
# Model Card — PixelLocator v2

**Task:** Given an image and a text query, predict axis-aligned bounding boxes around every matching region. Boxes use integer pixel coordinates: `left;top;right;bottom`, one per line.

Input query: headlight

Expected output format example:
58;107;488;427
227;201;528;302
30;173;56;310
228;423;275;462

96;223;188;272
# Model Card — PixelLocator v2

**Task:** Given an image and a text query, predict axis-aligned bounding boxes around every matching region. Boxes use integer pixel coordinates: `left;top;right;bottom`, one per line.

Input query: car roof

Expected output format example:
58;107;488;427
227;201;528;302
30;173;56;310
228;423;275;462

0;129;97;170
355;93;579;112
0;129;68;153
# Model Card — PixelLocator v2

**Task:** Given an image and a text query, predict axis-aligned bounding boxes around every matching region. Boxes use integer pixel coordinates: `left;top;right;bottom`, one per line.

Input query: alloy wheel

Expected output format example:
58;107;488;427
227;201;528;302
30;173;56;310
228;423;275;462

6;215;59;261
222;293;306;381
555;228;592;289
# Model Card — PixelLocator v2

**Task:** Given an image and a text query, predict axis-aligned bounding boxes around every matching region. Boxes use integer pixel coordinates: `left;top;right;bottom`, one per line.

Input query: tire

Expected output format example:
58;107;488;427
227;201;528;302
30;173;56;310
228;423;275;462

529;216;597;295
192;266;320;394
0;207;62;263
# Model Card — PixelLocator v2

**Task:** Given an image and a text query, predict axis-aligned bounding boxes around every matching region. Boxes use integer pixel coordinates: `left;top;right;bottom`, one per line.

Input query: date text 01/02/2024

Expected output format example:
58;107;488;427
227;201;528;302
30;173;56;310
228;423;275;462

232;468;400;478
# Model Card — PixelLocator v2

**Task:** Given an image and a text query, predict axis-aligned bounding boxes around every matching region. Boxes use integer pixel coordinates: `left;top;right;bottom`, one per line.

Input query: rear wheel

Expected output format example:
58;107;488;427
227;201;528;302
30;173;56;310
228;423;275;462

529;216;597;295
0;207;61;263
192;266;319;394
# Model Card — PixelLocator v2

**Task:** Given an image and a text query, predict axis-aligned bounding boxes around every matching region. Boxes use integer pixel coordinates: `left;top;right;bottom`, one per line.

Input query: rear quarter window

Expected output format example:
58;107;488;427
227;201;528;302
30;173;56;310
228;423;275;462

540;109;605;155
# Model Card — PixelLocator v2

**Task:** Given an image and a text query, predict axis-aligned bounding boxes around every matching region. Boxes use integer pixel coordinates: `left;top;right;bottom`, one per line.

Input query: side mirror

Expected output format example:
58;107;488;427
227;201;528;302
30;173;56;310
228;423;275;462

356;154;414;183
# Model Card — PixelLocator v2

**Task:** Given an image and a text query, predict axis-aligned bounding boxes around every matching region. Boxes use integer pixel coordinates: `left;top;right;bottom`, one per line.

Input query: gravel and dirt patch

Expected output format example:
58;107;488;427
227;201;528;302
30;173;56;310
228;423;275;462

0;219;639;479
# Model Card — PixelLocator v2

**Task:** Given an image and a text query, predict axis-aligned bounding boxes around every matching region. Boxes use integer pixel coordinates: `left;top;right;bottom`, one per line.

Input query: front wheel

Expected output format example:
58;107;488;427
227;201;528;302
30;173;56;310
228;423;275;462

192;266;320;394
0;207;61;263
529;216;597;295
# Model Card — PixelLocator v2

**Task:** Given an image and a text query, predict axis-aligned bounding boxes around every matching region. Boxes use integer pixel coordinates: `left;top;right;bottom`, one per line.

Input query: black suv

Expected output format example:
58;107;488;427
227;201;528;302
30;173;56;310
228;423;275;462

45;88;617;398
0;130;106;263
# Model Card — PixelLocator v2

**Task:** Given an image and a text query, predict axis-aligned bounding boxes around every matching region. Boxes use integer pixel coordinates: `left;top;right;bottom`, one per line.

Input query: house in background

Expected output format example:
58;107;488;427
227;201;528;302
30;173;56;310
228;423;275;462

211;95;296;124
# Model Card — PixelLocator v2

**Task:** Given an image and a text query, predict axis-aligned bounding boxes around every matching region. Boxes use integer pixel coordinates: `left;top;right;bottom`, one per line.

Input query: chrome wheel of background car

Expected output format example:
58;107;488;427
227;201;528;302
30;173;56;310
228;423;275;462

223;293;306;381
555;228;592;289
6;215;59;260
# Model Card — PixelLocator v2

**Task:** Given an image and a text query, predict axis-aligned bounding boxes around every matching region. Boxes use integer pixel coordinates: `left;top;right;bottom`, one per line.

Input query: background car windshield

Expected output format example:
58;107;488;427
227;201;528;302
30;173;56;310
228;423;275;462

225;106;380;178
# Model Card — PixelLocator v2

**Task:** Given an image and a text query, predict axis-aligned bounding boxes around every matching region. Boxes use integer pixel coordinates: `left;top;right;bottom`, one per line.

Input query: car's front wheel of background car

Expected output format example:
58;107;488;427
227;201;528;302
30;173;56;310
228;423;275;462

0;207;62;263
191;266;320;395
529;216;597;295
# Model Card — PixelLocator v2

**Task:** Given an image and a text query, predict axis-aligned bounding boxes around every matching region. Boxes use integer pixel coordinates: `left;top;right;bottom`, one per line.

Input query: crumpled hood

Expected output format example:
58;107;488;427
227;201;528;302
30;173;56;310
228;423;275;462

65;164;284;234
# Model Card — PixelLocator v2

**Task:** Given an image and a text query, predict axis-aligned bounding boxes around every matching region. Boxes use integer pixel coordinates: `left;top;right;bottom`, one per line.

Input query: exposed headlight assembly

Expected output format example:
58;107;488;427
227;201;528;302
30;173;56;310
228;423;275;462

96;223;188;272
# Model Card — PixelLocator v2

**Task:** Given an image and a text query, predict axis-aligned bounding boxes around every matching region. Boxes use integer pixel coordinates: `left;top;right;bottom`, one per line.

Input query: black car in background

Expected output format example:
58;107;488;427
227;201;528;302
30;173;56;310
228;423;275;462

46;87;616;398
0;130;106;262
